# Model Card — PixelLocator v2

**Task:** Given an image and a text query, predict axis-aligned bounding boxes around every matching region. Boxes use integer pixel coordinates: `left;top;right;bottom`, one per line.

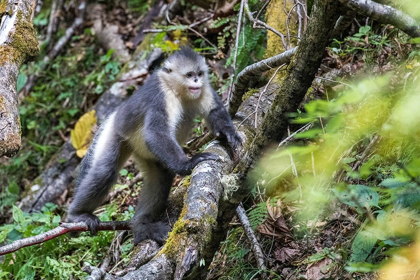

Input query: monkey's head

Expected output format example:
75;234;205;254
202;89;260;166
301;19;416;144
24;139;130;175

160;47;209;100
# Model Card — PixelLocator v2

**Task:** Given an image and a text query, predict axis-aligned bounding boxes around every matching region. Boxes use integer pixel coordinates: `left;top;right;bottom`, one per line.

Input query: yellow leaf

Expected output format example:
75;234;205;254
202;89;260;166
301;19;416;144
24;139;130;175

71;110;97;158
165;40;179;51
172;29;182;40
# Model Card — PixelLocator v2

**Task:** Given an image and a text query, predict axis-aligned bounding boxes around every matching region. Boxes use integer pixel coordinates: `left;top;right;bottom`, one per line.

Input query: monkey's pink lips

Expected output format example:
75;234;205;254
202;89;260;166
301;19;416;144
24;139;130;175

188;87;201;95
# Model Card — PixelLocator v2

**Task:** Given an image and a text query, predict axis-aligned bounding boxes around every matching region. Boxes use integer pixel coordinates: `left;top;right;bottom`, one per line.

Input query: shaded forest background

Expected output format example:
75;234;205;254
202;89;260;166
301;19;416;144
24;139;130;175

2;0;420;279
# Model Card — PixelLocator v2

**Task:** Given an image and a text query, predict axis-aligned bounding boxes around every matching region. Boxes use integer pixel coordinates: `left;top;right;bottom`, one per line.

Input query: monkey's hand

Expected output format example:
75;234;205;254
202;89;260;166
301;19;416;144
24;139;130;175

67;213;101;235
213;126;242;158
175;153;219;176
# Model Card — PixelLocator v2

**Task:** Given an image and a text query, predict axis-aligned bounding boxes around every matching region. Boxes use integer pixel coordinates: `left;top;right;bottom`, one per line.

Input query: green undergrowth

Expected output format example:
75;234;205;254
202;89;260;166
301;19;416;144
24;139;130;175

0;203;134;279
0;27;120;216
251;58;420;277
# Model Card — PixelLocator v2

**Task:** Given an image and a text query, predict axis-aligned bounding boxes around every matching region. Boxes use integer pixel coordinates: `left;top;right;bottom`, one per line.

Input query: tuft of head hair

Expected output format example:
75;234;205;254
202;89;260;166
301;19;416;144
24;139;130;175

172;46;202;62
164;47;207;71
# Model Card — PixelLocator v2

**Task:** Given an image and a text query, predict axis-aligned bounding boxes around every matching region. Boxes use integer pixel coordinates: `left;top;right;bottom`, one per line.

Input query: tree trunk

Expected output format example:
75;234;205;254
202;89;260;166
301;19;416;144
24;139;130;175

0;0;39;157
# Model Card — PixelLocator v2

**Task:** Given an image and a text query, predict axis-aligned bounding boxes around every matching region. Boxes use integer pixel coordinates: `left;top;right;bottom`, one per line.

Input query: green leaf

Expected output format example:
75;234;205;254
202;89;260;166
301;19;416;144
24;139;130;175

17;73;28;92
52;215;61;224
380;178;408;188
409;37;420;44
295;128;323;139
8;182;20;195
0;225;14;242
119;169;128;176
350;228;377;262
406;158;420;177
58;92;73;101
12;205;25;225
343;157;356;164
333;184;379;210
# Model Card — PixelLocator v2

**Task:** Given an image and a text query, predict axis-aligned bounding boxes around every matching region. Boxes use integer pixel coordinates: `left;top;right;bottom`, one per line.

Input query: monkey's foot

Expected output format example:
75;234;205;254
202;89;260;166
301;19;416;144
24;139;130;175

133;221;171;245
67;213;101;235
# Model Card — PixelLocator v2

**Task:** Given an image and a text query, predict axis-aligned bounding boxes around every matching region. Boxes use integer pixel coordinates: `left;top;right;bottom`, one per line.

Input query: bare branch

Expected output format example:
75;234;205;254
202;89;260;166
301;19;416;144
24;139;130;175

228;47;298;117
236;204;266;270
244;0;287;49
0;221;130;256
339;0;420;38
45;0;63;44
227;0;245;103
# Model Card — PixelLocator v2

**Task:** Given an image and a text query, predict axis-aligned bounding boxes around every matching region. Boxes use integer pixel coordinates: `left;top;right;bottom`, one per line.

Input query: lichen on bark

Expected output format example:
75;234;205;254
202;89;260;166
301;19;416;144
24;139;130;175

11;11;39;58
0;0;39;157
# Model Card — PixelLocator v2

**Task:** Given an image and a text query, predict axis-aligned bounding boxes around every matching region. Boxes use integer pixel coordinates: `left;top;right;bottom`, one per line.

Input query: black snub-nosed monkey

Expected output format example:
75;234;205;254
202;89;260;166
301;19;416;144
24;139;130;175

68;47;241;244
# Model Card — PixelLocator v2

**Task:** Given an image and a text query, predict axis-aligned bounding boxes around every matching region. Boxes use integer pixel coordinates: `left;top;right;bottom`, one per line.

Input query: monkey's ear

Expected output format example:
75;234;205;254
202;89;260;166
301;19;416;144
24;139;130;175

162;67;172;73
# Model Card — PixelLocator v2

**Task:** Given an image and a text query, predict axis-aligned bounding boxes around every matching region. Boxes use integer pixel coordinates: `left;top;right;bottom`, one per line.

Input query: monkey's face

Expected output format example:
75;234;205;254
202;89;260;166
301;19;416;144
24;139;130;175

183;70;205;99
160;49;210;100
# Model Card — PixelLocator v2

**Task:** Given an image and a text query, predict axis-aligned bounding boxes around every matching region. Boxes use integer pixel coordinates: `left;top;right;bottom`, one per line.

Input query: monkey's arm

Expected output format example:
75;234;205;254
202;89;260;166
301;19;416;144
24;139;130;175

143;112;218;176
206;90;242;151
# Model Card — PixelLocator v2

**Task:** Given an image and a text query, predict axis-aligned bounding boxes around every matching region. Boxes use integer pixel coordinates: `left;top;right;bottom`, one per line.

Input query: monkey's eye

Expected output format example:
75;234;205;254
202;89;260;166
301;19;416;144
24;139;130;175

186;72;194;78
198;71;203;77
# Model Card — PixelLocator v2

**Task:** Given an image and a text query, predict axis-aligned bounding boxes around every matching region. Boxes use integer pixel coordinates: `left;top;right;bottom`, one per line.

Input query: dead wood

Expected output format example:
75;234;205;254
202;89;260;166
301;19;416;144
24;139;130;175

237;203;266;270
131;0;166;48
88;3;131;64
45;0;63;45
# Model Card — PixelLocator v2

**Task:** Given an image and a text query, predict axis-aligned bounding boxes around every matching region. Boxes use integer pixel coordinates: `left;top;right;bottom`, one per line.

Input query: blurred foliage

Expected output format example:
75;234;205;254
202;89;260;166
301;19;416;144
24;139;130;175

252;52;420;276
127;0;151;14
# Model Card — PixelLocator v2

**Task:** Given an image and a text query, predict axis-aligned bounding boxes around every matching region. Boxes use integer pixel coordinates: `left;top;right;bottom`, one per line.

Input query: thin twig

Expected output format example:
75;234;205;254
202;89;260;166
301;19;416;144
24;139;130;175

254;64;285;128
296;0;303;40
255;0;271;20
277;123;312;147
228;0;245;103
45;0;62;44
164;9;217;50
244;0;287;49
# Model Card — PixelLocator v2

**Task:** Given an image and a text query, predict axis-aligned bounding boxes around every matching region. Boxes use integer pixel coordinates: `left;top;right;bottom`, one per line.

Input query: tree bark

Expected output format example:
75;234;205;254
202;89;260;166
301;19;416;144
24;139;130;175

242;0;342;170
0;0;39;157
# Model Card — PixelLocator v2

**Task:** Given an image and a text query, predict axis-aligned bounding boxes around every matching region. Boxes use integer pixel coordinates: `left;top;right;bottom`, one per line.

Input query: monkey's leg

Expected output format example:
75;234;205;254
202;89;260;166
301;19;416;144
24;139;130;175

68;121;132;234
131;159;175;245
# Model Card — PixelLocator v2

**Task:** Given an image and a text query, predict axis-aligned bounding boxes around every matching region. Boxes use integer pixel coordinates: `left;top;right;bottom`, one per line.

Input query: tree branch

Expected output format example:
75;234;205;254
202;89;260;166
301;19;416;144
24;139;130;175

244;0;287;49
0;221;130;256
228;47;297;117
236;204;266;270
338;0;420;38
